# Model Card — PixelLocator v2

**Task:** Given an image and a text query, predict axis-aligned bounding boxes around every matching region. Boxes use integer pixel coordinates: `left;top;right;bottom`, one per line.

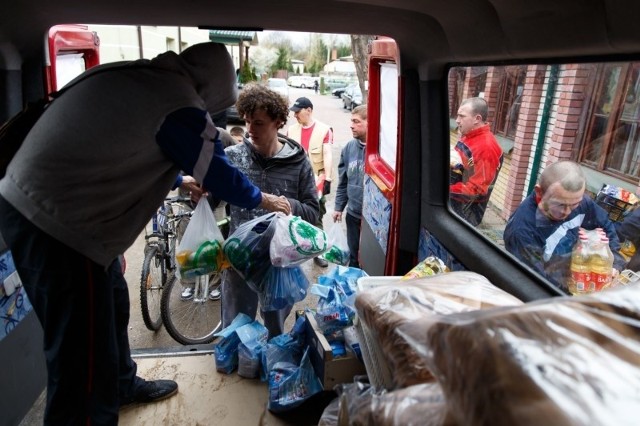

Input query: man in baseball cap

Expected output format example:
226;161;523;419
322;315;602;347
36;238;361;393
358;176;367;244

287;96;334;267
289;96;314;111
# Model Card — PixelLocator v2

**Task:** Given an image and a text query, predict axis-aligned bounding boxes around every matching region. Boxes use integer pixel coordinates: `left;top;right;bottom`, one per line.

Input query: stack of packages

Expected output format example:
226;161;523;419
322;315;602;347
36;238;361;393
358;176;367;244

320;259;640;425
213;312;324;413
310;266;369;360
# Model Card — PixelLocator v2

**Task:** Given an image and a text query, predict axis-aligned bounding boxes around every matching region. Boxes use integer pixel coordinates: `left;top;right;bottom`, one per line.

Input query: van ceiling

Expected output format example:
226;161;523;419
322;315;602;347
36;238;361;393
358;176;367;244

2;0;640;67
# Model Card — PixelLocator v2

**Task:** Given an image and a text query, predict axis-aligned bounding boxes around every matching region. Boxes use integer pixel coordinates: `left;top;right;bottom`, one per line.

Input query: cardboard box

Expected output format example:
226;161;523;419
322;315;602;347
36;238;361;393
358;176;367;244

304;312;367;391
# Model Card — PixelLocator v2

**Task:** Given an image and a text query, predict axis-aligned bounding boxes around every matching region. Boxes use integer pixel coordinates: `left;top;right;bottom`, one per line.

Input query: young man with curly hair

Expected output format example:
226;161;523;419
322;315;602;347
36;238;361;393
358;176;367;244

221;83;319;337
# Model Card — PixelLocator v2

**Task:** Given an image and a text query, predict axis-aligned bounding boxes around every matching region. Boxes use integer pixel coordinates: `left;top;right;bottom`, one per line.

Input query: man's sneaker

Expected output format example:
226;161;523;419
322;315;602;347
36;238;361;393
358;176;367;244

313;257;329;268
180;287;194;300
120;379;178;407
209;288;221;300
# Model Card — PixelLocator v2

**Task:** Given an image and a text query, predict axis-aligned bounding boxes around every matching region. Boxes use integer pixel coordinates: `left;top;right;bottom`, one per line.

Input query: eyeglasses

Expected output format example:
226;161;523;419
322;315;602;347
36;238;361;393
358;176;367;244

548;200;582;211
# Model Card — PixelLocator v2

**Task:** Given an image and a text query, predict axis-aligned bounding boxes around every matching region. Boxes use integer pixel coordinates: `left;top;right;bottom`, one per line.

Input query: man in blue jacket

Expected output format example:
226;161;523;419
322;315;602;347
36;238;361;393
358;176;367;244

504;160;625;292
331;105;367;268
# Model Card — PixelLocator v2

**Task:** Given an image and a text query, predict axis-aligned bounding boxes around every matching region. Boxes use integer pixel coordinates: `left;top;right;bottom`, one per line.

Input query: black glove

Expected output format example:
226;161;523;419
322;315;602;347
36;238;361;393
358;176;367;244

323;180;331;195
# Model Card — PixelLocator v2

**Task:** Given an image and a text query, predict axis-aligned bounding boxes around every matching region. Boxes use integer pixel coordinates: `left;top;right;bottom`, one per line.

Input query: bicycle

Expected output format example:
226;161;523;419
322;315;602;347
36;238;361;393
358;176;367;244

160;216;229;345
140;195;193;331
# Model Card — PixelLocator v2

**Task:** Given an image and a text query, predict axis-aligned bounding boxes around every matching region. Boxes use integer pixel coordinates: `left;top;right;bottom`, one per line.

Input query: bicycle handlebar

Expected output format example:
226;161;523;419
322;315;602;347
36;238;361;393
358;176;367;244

165;195;192;204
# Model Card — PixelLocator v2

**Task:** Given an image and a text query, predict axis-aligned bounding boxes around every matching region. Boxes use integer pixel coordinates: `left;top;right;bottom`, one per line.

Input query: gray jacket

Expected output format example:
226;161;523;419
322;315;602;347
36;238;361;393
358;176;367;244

334;138;365;219
0;43;261;266
225;135;319;232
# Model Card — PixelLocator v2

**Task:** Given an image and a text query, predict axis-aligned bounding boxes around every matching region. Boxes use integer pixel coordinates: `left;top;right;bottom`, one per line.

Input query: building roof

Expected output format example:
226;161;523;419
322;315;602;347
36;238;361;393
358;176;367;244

209;30;258;45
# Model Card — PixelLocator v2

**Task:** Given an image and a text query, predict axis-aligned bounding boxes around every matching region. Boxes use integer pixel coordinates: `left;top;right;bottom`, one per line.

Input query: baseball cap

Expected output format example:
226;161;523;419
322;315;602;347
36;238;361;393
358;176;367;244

290;97;313;112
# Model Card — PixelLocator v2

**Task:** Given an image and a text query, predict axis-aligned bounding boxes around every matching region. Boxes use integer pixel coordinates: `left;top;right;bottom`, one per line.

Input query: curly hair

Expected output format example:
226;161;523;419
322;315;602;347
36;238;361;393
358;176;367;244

236;83;289;129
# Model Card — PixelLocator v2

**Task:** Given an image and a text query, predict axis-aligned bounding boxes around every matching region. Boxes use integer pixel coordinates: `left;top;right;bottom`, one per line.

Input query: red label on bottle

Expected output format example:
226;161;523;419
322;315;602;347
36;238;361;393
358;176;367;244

592;272;611;291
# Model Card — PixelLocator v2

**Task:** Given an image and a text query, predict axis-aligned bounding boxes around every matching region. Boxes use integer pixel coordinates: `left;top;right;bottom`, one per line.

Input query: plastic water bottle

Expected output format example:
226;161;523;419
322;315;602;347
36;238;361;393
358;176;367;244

569;233;591;295
591;236;614;292
152;213;158;233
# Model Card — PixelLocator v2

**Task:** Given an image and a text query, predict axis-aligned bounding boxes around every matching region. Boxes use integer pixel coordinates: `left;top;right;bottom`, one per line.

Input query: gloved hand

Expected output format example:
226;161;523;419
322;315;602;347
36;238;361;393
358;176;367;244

323;180;331;195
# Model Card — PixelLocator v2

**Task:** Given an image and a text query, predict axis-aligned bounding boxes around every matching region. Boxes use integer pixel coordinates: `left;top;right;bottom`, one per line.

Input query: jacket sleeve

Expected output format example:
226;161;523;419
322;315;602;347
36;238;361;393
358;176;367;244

333;145;349;212
156;107;261;210
616;208;640;247
287;160;320;225
505;227;553;281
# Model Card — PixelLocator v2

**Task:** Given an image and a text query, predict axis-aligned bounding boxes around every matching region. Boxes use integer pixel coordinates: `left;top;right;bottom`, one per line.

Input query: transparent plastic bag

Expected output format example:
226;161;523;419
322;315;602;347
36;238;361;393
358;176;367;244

236;321;269;379
269;213;328;267
259;265;309;311
175;197;227;282
268;348;323;413
354;271;523;388
223;212;278;291
398;284;640;425
321;221;350;266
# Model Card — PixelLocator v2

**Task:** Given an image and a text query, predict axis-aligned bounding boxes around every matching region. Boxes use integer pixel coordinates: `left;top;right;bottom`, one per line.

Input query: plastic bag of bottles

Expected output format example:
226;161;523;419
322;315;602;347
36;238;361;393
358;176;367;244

320;221;350;266
223;212;278;291
269;213;328;267
175;197;228;281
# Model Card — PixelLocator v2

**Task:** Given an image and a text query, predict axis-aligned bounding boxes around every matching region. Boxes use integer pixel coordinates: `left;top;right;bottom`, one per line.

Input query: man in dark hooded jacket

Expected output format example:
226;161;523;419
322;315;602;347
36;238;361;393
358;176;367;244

0;42;289;425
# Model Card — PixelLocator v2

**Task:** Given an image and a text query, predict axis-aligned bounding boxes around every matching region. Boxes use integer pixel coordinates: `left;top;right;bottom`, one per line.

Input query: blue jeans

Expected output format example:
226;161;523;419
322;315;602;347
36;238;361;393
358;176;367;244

221;268;291;338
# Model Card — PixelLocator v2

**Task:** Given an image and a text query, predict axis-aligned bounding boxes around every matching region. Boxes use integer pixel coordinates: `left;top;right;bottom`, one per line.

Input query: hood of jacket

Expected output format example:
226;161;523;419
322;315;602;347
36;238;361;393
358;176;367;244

150;42;237;116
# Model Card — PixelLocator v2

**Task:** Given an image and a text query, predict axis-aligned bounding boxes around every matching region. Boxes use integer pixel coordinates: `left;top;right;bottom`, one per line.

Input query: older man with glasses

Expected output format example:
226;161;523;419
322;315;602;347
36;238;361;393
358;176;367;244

504;160;625;292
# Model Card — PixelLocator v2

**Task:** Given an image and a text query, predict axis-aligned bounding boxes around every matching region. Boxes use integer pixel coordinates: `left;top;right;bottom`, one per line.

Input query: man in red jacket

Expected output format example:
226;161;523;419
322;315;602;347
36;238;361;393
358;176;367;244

449;97;503;226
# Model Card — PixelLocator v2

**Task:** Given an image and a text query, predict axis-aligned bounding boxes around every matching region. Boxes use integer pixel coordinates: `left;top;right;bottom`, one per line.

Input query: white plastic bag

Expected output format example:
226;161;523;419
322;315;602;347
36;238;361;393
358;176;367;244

321;221;350;266
269;213;328;267
175;197;226;281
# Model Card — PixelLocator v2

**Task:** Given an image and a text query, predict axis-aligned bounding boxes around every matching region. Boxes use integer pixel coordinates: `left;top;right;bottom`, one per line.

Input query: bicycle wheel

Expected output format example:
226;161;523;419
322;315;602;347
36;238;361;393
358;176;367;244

161;273;221;345
140;246;165;331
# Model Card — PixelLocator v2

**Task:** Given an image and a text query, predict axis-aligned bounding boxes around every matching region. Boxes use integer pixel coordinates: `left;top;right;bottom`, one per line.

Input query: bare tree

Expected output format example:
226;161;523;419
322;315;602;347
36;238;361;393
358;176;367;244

350;35;375;101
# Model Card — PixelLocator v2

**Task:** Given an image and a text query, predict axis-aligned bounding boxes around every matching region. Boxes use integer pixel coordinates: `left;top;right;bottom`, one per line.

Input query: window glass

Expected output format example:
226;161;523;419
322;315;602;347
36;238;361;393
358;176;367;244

448;61;640;292
379;63;398;171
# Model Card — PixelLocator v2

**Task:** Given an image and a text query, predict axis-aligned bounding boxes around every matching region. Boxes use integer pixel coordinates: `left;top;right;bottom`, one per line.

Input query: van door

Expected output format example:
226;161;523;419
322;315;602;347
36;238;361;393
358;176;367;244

359;37;415;275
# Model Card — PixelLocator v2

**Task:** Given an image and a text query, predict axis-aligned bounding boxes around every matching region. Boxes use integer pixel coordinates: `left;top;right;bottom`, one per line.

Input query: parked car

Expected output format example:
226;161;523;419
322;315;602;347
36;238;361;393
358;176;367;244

342;84;362;110
267;78;289;100
287;76;317;88
226;83;244;123
332;83;355;98
322;78;350;91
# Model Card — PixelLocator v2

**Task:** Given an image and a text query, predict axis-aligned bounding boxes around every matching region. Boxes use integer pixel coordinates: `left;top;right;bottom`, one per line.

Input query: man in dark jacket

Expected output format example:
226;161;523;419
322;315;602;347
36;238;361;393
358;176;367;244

504;160;625;291
222;83;319;337
0;42;289;425
332;105;367;268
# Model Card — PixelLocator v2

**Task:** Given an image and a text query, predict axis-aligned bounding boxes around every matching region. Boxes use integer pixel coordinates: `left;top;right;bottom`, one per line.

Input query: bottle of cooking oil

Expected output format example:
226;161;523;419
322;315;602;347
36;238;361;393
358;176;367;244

568;232;591;295
590;235;614;291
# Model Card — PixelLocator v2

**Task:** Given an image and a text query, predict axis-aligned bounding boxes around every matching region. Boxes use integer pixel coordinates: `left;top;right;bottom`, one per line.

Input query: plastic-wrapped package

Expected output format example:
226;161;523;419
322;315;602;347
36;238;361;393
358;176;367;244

397;284;640;426
213;313;253;374
269;213;328;267
260;315;307;381
354;271;522;388
318;377;454;426
312;266;368;334
236;321;269;379
267;348;323;413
